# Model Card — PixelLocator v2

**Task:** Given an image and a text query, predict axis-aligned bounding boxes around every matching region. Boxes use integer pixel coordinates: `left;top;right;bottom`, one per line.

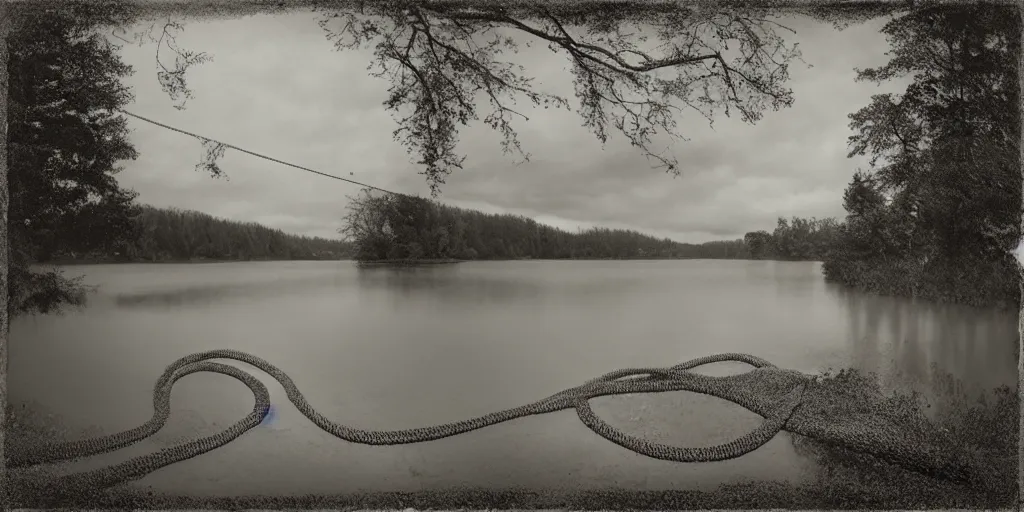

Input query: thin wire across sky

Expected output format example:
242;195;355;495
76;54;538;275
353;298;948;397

117;109;405;197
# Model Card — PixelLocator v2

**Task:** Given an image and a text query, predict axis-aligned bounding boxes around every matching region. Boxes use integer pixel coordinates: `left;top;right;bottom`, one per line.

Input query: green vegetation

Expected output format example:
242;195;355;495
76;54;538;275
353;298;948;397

742;217;840;261
790;365;1017;508
8;4;141;315
340;189;749;262
340;189;851;264
48;205;353;263
819;5;1021;310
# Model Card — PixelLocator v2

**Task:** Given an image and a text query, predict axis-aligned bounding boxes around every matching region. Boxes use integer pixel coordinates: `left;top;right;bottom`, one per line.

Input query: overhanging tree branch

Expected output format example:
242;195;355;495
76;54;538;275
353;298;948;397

310;1;809;195
69;1;904;195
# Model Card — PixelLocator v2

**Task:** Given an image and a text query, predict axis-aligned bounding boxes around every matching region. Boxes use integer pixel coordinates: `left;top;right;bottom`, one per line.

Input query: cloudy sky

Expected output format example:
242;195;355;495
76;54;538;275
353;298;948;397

110;8;904;243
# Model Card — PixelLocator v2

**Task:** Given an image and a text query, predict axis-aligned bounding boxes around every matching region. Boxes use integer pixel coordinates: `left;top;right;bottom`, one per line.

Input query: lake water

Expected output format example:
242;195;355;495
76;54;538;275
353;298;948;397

9;260;1019;496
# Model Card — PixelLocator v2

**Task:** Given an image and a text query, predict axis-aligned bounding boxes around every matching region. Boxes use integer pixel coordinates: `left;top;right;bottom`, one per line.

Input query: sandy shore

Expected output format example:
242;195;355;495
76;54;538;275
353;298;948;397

7;399;1009;510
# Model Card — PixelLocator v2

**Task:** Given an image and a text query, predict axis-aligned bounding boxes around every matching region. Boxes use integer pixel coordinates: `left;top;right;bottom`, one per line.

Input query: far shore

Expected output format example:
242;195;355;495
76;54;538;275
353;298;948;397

356;258;466;267
39;257;354;266
38;257;823;267
352;257;819;264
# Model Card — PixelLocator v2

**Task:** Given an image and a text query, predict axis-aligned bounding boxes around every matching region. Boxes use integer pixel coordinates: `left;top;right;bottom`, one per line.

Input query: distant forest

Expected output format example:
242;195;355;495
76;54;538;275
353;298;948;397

55;198;830;266
341;189;825;262
48;205;355;263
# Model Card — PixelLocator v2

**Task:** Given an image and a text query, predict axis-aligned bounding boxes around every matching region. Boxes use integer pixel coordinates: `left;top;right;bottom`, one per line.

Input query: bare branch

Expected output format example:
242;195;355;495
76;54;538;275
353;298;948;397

310;2;803;195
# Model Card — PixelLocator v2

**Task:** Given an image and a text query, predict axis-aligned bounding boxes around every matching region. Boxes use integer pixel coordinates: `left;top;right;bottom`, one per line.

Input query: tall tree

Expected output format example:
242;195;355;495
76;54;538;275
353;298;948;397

824;3;1020;307
7;4;142;315
845;4;1020;262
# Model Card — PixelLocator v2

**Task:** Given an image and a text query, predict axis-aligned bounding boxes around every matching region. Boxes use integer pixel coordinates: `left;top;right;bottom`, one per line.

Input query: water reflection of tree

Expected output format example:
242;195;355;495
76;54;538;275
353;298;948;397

831;286;1016;412
769;261;821;299
889;298;928;394
112;273;354;311
355;266;545;306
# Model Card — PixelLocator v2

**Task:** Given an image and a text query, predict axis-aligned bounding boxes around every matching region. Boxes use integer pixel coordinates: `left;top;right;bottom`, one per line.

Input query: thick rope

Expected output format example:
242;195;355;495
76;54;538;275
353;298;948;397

7;350;993;501
9;351;807;498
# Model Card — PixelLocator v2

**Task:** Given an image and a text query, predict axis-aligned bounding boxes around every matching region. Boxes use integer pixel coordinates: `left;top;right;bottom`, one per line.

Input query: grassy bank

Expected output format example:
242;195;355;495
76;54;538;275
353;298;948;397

7;366;1015;510
6;482;1008;510
822;255;1021;310
789;366;1017;508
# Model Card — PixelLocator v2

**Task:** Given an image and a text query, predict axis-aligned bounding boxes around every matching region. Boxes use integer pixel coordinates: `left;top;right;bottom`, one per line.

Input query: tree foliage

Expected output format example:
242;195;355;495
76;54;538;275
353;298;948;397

313;1;807;195
341;188;750;261
742;217;839;261
822;3;1021;308
7;4;141;315
105;0;906;195
743;230;772;259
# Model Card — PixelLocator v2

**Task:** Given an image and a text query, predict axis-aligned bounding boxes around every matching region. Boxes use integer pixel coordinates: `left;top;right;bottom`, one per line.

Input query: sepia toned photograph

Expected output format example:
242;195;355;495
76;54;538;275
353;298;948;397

1;0;1020;509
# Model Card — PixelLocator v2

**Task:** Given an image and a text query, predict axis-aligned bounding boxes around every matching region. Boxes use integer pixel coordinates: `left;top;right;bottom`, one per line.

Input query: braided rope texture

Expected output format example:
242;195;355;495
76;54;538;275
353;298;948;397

7;350;992;500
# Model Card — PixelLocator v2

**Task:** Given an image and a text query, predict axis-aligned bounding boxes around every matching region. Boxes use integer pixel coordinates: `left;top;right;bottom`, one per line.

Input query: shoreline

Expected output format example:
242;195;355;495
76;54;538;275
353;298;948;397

38;258;353;266
9;480;1001;510
356;258;466;266
29;258;1011;310
45;256;817;265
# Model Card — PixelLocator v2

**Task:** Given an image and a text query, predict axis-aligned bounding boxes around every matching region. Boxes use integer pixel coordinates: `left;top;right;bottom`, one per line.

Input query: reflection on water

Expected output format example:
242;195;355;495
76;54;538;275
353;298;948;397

114;274;355;310
828;285;1017;416
355;266;546;305
8;259;1018;496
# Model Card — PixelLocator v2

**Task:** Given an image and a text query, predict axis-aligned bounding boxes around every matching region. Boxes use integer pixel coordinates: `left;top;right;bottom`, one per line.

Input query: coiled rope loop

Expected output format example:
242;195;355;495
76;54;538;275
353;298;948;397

9;350;809;496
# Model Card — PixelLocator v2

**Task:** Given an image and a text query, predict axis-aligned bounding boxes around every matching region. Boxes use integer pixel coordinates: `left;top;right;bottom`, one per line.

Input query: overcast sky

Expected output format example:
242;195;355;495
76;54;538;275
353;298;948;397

110;9;904;243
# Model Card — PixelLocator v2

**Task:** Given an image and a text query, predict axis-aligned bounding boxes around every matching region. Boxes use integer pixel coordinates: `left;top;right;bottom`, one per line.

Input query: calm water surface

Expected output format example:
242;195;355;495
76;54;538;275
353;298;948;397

10;260;1018;495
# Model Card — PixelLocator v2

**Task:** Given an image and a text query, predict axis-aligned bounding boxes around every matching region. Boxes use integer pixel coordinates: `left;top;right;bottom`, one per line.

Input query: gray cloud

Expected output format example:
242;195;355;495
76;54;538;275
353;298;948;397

113;10;905;243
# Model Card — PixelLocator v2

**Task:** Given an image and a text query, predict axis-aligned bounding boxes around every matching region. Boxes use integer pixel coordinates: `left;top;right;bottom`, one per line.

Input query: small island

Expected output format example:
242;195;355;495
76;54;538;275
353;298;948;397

355;258;464;267
340;189;757;263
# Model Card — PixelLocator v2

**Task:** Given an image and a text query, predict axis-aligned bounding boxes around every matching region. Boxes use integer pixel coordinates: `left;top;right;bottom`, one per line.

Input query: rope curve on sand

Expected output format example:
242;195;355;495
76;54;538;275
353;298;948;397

9;351;807;496
9;350;993;500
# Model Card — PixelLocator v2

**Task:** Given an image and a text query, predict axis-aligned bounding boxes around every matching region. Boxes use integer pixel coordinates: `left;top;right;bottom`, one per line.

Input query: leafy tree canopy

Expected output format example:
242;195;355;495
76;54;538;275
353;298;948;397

7;4;140;315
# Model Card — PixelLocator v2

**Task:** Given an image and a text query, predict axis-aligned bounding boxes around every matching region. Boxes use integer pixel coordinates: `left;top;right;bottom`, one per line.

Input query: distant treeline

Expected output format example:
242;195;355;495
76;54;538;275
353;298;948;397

341;190;754;261
48;205;354;263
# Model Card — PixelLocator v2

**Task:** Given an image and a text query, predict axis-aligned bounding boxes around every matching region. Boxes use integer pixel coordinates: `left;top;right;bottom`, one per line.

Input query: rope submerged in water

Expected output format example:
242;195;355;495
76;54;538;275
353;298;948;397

8;351;810;497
